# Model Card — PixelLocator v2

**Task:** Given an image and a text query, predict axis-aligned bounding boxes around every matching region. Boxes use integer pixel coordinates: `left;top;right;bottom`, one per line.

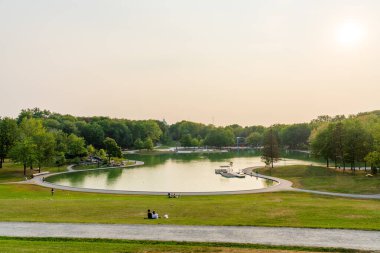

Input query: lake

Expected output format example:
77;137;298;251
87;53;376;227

47;151;317;193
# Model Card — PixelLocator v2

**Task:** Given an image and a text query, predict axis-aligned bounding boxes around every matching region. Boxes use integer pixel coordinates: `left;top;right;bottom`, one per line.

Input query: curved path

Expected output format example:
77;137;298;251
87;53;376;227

25;164;380;199
0;222;379;251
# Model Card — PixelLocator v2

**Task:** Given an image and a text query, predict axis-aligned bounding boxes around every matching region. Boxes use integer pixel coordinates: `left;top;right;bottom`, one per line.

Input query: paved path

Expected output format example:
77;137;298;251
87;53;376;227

0;222;379;251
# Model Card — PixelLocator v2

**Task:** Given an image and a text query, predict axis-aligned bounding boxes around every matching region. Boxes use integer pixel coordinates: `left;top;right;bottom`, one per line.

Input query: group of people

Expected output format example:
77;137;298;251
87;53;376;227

167;192;180;198
147;209;159;219
147;209;168;219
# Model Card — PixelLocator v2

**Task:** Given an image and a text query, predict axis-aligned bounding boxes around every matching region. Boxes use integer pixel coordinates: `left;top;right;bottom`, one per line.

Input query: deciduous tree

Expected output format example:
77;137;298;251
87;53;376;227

103;137;121;164
261;128;280;169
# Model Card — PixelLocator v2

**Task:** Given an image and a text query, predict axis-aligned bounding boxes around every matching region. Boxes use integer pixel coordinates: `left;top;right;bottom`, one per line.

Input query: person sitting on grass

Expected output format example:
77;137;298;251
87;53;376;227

152;211;159;219
147;209;152;219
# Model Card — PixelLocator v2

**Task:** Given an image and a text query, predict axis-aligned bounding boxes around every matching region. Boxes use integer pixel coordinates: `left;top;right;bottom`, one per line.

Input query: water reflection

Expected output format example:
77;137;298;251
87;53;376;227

48;151;319;193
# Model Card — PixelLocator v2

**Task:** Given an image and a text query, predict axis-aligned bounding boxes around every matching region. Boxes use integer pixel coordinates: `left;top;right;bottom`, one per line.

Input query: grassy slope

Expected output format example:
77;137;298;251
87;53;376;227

0;238;363;253
0;184;379;230
258;165;380;194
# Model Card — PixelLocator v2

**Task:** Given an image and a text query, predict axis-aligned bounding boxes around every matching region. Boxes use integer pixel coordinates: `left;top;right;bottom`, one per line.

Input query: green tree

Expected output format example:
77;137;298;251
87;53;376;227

364;151;380;174
34;131;56;172
280;123;311;150
204;128;235;148
144;137;154;150
331;122;345;168
66;134;88;159
9;138;36;175
246;132;263;147
180;134;193;147
79;123;105;148
18;118;45;169
133;138;144;150
142;121;162;143
310;124;334;167
87;145;96;156
261;128;280;169
96;148;107;161
0;118;18;168
343;120;373;171
103;137;122;164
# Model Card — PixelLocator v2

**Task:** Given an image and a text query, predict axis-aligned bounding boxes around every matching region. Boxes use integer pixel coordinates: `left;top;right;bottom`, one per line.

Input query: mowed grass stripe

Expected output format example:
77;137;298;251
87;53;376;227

0;184;379;230
0;237;365;253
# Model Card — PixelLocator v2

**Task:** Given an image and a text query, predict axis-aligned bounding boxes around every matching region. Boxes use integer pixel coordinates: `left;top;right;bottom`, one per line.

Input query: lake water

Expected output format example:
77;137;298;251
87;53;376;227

47;151;317;193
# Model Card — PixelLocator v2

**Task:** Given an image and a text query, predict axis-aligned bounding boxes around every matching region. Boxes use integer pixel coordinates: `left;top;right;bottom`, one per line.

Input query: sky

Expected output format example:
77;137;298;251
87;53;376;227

0;0;379;126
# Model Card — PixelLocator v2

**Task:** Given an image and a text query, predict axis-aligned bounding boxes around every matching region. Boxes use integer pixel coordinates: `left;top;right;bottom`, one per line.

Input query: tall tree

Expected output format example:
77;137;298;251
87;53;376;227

10;138;36;175
310;124;334;167
103;137;122;164
0;118;18;168
66;134;88;159
343;120;373;171
18;118;45;169
133;138;144;150
143;137;154;150
246;132;263;147
364;151;380;175
281;123;311;150
204;128;235;148
261;128;280;169
79;123;105;148
180;134;193;147
331;122;345;169
33;131;56;172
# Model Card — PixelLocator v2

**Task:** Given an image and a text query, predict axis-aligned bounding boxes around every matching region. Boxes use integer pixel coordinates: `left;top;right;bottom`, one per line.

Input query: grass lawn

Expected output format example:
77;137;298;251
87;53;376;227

0;184;379;230
258;165;380;194
0;237;364;253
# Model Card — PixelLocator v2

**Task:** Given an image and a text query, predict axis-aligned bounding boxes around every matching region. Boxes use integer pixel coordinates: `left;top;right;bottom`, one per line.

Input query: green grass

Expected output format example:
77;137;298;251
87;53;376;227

0;184;379;230
0;237;364;253
258;165;380;194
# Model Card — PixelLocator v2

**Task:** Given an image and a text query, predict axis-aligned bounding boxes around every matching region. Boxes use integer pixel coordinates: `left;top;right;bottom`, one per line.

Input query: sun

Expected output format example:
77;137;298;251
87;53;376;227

336;21;364;47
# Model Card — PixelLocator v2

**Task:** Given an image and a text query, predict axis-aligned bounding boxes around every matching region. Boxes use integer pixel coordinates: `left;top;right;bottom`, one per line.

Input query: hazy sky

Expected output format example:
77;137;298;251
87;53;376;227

1;0;379;126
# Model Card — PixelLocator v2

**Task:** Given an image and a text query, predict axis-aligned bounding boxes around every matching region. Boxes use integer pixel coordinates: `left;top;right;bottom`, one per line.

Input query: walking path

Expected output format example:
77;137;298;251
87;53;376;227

0;222;379;251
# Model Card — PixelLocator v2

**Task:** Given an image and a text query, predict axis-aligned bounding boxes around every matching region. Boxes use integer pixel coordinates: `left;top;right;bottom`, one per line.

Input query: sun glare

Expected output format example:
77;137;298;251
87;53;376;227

336;21;365;47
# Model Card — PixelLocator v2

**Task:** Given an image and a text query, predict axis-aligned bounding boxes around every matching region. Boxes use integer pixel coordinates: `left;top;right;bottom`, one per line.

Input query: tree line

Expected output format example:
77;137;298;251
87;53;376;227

1;108;379;173
310;112;380;174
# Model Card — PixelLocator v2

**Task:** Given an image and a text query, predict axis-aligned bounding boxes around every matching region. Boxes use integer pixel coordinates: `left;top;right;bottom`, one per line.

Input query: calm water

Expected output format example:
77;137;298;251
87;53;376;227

48;151;318;193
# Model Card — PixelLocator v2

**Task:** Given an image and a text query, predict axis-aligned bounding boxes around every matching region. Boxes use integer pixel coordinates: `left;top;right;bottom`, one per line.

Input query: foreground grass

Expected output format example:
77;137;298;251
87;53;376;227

0;237;364;253
258;165;380;194
0;184;379;230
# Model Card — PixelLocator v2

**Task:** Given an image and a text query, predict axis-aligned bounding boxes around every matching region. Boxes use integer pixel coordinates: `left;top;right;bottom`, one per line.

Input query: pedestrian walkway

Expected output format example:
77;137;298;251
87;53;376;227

0;222;379;251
